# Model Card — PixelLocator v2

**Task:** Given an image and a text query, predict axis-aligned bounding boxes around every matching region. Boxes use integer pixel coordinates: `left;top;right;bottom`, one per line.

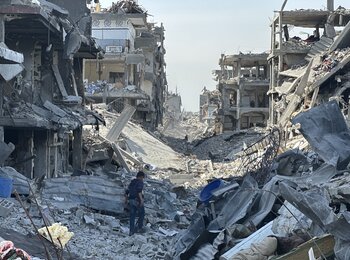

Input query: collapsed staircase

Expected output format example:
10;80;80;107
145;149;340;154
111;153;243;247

305;36;334;61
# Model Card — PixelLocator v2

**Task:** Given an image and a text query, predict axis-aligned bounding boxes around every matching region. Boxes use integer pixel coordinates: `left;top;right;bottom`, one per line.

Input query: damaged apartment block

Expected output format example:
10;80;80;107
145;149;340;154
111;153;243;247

0;0;103;179
213;53;269;133
84;0;167;129
268;0;350;130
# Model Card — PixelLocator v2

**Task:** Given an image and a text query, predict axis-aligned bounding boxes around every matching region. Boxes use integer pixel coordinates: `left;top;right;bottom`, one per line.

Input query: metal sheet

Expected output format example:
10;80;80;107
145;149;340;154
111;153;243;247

292;100;350;170
208;176;258;232
279;182;335;229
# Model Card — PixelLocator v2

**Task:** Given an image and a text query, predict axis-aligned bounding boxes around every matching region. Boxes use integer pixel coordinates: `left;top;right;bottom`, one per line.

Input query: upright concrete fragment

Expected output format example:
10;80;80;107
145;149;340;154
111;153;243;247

106;105;136;142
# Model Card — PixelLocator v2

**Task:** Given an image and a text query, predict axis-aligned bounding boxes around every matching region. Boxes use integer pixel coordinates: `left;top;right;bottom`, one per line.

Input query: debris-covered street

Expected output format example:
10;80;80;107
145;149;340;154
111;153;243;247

2;0;350;259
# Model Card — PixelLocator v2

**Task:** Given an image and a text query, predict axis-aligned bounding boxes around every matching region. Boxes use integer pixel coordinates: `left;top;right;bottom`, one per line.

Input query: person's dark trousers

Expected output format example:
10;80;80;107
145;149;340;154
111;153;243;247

129;199;145;235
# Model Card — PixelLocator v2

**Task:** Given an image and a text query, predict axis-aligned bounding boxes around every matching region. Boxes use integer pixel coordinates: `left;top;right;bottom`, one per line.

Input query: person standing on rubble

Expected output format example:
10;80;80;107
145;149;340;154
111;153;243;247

125;171;145;236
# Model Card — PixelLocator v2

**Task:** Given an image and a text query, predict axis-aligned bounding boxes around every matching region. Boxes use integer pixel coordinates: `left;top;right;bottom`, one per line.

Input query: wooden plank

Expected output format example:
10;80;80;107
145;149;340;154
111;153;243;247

52;64;68;97
272;234;335;260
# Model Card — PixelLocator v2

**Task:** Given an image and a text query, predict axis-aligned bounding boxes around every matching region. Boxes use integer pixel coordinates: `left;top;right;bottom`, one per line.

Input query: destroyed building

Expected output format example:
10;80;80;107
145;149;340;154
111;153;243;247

213;53;270;132
268;0;350;129
5;1;350;259
84;1;167;129
199;87;220;124
164;92;182;120
0;0;103;179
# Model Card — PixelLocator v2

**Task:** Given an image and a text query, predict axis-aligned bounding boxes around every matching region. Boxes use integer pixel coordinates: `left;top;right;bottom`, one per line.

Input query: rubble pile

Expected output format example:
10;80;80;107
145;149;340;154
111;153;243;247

85;81;112;95
160;112;210;141
0;166;195;259
312;48;350;78
2;99;350;259
2;0;350;259
191;129;265;162
283;39;311;52
170;101;350;259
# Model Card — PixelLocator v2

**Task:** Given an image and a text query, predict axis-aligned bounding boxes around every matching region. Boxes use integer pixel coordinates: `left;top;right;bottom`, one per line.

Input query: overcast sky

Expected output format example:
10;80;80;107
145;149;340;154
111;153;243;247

99;0;349;111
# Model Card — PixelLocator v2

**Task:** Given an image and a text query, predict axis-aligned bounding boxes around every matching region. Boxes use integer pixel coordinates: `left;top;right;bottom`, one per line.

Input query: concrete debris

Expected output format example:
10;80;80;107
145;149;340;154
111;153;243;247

2;0;350;260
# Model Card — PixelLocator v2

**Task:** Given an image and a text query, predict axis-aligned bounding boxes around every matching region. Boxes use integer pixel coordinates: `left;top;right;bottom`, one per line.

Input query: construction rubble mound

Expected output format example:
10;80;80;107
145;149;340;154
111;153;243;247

3;0;350;260
0;100;350;259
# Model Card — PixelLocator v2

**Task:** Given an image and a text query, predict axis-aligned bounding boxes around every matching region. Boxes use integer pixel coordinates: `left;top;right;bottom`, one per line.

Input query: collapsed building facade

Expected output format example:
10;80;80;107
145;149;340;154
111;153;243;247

84;0;167;129
213;53;270;132
0;0;103;179
268;0;350;130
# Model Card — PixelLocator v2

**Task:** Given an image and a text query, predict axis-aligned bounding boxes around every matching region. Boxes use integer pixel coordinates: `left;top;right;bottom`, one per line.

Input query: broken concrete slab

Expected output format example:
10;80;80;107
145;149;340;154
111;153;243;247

98;109;185;170
0;42;24;64
41;175;125;214
0;64;24;81
43;100;67;118
105;105;136;142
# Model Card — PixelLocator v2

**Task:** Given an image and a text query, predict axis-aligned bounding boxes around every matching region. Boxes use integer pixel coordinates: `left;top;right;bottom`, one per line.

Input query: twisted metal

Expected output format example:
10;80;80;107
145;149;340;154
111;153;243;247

237;128;281;186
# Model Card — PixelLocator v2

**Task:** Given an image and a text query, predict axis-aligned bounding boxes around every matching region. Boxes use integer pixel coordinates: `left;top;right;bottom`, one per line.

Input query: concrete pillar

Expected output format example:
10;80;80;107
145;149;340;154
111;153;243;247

72;127;83;171
74;58;85;98
237;86;241;131
34;130;49;178
327;0;334;11
236;60;242;131
0;15;4;42
278;11;284;71
0;15;5;142
269;59;276;125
